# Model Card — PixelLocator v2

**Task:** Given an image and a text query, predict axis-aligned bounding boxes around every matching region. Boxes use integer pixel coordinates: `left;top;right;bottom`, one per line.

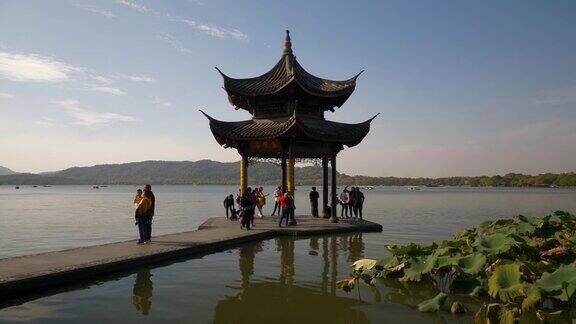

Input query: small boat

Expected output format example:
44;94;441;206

409;186;421;191
32;185;38;188
15;186;20;189
92;185;100;189
43;185;51;187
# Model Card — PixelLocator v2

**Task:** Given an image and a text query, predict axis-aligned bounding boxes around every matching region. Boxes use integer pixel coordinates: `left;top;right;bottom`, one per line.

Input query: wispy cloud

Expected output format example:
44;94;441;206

35;117;56;126
152;96;172;108
531;85;576;106
122;74;155;83
87;86;126;96
0;52;77;82
53;99;136;127
71;2;116;18
156;33;193;54
116;0;248;41
0;92;14;99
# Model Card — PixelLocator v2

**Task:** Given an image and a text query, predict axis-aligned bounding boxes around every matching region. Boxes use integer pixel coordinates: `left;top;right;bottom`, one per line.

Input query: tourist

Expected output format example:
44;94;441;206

278;192;294;227
135;189;153;244
271;186;282;216
144;184;155;242
256;187;267;218
354;187;365;220
309;187;319;217
239;187;255;230
339;187;350;218
223;194;236;219
133;189;143;224
349;187;357;218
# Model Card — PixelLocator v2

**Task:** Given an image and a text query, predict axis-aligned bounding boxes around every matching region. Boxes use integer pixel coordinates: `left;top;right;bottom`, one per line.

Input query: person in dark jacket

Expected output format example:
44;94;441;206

239;187;255;230
224;194;236;219
354;187;365;219
309;187;320;217
143;184;155;242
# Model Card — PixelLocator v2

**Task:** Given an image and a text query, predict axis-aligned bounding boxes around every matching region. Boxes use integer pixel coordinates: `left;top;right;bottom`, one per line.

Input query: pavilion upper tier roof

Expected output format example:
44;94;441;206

216;31;363;111
201;110;378;149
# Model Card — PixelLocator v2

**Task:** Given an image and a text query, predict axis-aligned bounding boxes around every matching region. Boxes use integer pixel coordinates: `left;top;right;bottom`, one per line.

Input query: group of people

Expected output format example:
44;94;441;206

133;184;155;244
339;186;365;219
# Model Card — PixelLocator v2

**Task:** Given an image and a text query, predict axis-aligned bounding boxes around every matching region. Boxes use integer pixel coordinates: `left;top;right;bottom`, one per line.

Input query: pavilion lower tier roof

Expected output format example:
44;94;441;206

201;111;378;149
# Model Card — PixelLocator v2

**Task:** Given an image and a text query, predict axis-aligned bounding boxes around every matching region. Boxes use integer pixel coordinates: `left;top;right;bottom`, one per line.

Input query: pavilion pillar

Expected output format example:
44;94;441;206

322;156;329;218
281;157;287;193
330;153;338;223
287;157;297;225
240;155;248;195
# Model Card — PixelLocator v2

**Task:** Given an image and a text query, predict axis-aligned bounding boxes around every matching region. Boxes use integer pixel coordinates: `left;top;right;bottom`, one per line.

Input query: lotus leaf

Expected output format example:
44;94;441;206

385;242;437;258
472;233;517;254
515;221;536;235
500;306;519;324
436;255;458;269
352;258;377;271
521;284;542;310
535;264;576;301
417;292;447;312
488;263;524;302
401;253;438;282
458;253;486;275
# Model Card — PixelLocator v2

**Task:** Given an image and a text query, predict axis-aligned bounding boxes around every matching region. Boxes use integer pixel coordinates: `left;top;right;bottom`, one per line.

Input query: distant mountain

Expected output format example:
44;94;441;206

0;160;574;187
0;166;15;176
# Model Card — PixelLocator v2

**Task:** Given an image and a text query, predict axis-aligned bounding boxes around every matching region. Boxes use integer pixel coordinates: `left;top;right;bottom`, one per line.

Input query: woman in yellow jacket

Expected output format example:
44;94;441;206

136;190;152;244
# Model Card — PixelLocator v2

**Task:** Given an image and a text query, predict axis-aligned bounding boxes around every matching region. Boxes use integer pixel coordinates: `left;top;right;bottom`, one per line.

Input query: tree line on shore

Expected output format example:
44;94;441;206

0;160;574;187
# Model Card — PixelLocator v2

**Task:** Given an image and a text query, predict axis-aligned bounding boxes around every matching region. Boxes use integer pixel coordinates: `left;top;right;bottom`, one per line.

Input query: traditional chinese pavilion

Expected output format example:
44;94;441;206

202;30;377;223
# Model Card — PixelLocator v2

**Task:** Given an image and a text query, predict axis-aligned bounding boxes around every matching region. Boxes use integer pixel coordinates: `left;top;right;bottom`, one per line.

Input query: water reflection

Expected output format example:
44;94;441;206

213;234;369;324
132;269;153;316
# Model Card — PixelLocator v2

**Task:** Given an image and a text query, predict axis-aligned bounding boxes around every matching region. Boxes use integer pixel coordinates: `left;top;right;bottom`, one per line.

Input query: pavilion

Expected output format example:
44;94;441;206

202;30;377;223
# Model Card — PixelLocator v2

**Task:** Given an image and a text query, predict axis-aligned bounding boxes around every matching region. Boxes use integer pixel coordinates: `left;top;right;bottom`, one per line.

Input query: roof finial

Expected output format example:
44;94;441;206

283;30;292;55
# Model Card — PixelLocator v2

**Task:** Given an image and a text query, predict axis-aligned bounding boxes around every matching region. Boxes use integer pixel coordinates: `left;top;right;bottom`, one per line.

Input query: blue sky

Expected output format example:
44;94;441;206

0;0;575;177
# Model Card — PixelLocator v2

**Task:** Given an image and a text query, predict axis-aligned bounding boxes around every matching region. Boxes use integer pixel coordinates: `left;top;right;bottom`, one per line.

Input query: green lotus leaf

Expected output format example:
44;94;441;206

521;284;542;310
515;221;536;235
352;259;377;271
385;242;437;258
417;292;447;313
436;255;458;269
493;226;517;236
458;253;486;275
472;233;517;254
488;263;524;302
401;253;438;282
535;264;576;301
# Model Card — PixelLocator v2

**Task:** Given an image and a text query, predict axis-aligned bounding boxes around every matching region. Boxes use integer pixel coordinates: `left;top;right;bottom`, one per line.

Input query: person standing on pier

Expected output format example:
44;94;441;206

136;190;153;244
255;187;267;218
339;187;350;218
354;187;365;220
278;192;294;227
223;194;236;219
239;187;255;230
144;184;155;242
271;186;282;216
349;187;357;218
309;187;320;217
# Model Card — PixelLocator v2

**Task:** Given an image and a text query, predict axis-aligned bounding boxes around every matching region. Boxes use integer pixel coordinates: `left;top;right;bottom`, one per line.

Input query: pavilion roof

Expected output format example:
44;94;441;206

201;110;378;148
216;31;363;109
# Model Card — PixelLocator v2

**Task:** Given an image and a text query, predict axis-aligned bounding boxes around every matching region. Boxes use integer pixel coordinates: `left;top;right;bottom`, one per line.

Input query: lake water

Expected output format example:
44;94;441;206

1;185;576;323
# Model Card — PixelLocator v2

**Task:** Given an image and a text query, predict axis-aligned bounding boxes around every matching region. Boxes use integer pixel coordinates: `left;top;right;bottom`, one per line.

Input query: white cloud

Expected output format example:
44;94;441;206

156;33;193;54
53;99;136;126
152;96;172;108
72;2;116;18
123;74;155;83
0;52;76;82
35;117;56;126
116;0;248;41
87;86;126;96
0;92;14;99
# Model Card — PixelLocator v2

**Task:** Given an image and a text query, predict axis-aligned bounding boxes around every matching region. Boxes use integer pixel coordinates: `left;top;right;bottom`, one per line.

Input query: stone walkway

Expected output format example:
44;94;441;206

0;215;381;299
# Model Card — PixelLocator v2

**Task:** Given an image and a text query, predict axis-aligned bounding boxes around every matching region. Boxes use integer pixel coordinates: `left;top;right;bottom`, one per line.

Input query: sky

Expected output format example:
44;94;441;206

0;0;575;177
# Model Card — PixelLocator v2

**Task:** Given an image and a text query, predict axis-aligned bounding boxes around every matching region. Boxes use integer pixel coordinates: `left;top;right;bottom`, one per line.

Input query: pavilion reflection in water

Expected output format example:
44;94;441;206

214;234;369;324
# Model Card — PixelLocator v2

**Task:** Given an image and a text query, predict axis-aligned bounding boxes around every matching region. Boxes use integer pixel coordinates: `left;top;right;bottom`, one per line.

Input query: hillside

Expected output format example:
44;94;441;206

0;166;15;176
0;160;574;187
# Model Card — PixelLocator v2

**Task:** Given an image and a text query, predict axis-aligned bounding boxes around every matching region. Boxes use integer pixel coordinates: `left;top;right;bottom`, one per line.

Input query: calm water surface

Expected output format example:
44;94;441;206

1;185;575;323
